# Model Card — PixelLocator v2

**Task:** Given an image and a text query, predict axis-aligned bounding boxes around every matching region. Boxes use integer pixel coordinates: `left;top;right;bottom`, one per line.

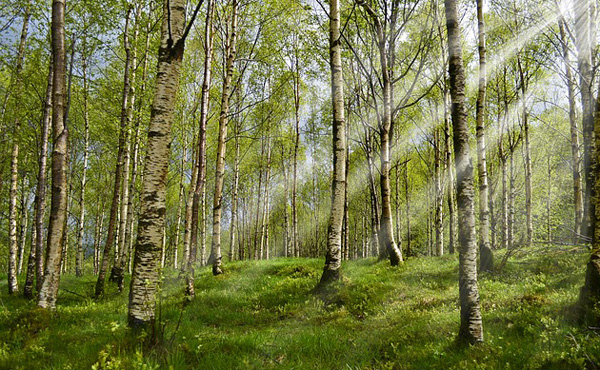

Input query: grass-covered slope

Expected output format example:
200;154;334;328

1;248;599;369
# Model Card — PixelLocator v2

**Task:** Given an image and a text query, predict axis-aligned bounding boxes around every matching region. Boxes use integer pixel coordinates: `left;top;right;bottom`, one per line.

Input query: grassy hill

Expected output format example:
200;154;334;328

1;248;599;369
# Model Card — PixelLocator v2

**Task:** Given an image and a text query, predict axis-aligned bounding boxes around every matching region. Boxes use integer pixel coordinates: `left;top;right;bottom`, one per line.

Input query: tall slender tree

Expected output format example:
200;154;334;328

445;0;483;344
96;7;133;298
38;0;68;309
476;0;492;272
187;0;215;296
318;0;346;286
557;17;584;242
76;39;91;277
128;0;201;328
209;0;238;276
113;4;143;291
355;0;403;266
7;3;31;294
574;0;596;241
24;60;53;298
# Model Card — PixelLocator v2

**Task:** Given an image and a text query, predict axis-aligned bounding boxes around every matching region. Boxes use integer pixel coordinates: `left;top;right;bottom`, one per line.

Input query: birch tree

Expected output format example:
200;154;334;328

187;0;215;296
209;0;238;276
37;0;68;309
476;0;492;272
318;0;346;286
445;0;483;343
95;7;133;298
7;3;31;294
128;0;202;328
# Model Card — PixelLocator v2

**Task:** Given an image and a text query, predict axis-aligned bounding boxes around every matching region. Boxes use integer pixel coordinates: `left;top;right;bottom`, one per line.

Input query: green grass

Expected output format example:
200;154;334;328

1;248;599;369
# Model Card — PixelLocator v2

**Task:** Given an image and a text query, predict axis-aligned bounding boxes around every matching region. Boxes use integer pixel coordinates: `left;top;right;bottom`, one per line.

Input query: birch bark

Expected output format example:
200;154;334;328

128;0;189;327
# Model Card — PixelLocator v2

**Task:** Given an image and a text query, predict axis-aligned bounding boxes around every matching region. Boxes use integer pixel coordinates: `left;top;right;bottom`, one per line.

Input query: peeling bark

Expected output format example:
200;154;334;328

128;0;189;328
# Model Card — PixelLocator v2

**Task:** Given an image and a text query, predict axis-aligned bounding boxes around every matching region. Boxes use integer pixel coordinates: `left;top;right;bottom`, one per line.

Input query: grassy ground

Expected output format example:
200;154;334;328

0;248;599;369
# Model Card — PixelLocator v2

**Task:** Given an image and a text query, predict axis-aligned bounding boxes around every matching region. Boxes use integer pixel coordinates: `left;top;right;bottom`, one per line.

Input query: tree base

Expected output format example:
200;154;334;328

580;252;600;324
479;245;493;273
185;273;195;298
389;249;402;266
317;268;340;289
212;264;223;276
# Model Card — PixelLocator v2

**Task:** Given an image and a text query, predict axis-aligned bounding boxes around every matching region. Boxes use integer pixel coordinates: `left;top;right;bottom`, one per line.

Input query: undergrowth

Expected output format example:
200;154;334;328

0;247;598;369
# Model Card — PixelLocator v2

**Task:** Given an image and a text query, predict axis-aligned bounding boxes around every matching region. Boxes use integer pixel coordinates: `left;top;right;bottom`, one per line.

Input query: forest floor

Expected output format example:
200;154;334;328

1;247;599;369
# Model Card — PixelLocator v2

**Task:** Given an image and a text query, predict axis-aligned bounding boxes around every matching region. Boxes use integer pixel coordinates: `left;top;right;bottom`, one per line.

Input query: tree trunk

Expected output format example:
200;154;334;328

96;8;133;298
124;25;151;272
7;3;31;295
509;142;516;250
499;94;509;250
365;130;380;256
113;5;142;291
343;132;350;261
229;121;240;261
38;0;68;309
253;138;265;260
580;58;600;323
574;0;596;242
476;0;492;272
444;90;456;255
128;0;188;329
161;225;167;268
558;18;584;243
24;60;53;298
59;40;76;275
93;198;105;275
282;147;290;257
517;56;533;249
357;0;402;265
318;0;346;286
404;161;412;257
209;0;238;276
547;157;552;242
434;127;444;257
24;215;37;298
292;51;301;258
60;182;72;274
17;180;30;275
76;46;90;277
394;163;402;256
445;0;483;343
173;139;186;269
187;0;214;296
260;138;272;260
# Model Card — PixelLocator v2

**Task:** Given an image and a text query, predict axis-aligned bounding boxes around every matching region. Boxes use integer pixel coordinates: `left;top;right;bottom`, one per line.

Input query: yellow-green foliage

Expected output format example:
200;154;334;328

0;248;598;369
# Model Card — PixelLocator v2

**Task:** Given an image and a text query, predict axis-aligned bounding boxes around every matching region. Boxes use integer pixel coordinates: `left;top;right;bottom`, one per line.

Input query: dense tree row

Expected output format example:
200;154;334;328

1;0;600;342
